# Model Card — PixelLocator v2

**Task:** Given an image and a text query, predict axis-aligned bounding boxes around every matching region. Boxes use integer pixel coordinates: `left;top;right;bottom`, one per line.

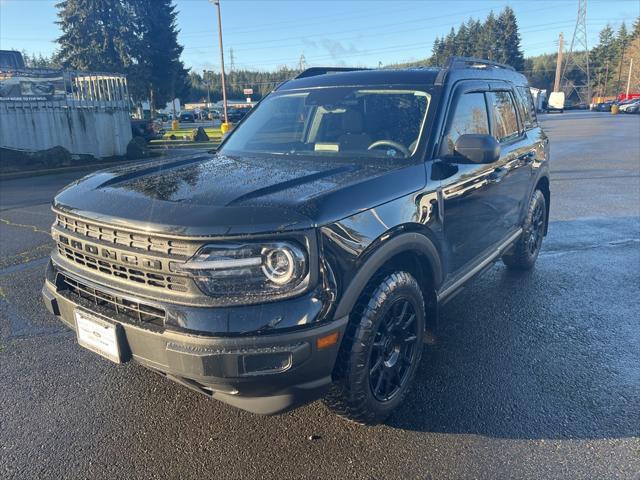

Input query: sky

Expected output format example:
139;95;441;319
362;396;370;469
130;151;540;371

1;0;639;73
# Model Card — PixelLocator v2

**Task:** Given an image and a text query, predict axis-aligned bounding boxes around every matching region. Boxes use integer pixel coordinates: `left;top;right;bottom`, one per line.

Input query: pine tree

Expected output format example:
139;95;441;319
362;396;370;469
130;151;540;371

479;11;499;61
591;25;617;96
467;19;483;58
441;27;456;63
55;0;136;72
455;24;470;57
129;0;189;108
496;7;524;70
616;22;629;50
431;37;442;66
632;17;640;39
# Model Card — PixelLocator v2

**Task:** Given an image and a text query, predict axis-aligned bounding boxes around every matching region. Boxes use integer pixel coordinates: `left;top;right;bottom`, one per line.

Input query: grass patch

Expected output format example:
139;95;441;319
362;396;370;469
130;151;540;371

161;127;222;141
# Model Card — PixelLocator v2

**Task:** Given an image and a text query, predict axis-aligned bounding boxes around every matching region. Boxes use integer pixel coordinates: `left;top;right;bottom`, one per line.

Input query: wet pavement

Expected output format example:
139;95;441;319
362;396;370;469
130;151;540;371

1;111;639;479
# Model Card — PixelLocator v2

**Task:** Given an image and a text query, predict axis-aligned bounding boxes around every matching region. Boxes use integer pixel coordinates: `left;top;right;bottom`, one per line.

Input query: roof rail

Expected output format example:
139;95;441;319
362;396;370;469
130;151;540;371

294;67;369;79
446;56;515;71
435;56;516;85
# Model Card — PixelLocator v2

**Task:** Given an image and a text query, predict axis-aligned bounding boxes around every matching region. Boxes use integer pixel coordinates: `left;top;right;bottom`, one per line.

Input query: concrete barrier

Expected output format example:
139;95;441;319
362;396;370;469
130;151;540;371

0;101;132;158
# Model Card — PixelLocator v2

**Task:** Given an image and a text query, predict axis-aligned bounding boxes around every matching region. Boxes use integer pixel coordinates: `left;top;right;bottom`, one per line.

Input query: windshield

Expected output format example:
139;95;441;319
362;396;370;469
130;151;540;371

220;87;431;160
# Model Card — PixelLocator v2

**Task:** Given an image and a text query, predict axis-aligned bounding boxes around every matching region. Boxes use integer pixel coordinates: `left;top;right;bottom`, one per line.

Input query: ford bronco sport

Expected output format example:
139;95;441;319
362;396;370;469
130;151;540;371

43;57;550;424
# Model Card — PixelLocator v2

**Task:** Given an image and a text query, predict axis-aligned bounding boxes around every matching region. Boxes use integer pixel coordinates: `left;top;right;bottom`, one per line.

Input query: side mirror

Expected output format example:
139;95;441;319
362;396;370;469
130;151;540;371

453;134;500;164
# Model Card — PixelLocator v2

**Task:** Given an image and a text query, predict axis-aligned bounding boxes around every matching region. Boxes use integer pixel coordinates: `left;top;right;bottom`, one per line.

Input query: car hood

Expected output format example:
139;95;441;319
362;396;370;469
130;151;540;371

54;152;426;236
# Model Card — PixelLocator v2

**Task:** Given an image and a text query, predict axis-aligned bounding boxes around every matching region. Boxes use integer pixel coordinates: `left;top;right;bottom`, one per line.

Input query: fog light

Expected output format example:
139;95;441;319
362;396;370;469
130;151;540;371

241;352;292;375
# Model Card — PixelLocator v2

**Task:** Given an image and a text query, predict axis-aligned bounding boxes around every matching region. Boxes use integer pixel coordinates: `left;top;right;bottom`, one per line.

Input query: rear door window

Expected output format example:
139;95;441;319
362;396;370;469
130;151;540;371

487;91;520;143
440;92;490;156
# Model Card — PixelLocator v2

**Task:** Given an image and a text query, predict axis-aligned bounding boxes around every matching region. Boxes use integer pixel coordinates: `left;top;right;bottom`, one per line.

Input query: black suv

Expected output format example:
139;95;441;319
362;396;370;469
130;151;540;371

43;58;550;424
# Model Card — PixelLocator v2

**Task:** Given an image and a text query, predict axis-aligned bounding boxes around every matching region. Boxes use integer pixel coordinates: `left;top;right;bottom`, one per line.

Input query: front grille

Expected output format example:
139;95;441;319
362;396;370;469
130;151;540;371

56;243;189;292
58;273;165;324
55;213;190;257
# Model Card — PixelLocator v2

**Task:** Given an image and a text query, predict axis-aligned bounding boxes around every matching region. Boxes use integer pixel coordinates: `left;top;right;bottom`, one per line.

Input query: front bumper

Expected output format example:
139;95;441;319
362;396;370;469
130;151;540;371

42;262;348;415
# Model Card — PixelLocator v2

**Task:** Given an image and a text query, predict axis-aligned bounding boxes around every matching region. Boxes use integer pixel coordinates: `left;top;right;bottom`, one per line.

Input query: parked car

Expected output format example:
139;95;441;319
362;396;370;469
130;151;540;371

179;111;196;122
226;107;249;123
619;99;640;113
130;119;163;142
0;50;25;69
43;57;550;425
594;101;615;112
624;101;640;114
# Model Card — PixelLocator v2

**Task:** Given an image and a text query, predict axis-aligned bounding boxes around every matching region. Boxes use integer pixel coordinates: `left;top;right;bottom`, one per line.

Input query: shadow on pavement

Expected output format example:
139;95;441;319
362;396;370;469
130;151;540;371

386;217;640;439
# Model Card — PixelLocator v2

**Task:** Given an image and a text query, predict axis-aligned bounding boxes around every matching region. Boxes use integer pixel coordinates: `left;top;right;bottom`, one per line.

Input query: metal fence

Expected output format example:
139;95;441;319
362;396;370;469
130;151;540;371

0;68;130;110
0;68;132;157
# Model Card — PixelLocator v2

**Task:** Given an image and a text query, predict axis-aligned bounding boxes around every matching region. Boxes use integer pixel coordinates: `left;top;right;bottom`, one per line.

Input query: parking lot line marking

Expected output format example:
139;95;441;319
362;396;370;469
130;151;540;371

0;217;51;235
0;257;49;276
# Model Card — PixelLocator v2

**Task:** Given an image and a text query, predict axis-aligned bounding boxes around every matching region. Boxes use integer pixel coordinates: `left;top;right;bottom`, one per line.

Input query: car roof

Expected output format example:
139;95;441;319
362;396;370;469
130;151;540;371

277;58;529;92
279;68;442;90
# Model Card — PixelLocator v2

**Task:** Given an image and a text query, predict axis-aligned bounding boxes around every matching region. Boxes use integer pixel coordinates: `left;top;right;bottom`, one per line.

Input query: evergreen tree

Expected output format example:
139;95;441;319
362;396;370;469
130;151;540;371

479;11;499;61
442;27;457;61
454;24;470;57
591;25;617;96
467;19;484;58
129;0;189;108
496;7;524;70
55;0;136;72
616;22;629;50
431;37;442;66
632;17;640;39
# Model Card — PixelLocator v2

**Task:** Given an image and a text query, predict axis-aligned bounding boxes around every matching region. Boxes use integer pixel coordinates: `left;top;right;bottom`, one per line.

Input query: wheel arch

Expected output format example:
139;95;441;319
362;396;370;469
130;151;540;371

535;175;550;235
333;232;442;322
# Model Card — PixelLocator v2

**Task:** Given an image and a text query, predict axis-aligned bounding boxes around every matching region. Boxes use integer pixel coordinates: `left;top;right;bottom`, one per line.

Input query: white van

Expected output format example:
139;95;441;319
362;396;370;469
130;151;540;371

547;91;565;113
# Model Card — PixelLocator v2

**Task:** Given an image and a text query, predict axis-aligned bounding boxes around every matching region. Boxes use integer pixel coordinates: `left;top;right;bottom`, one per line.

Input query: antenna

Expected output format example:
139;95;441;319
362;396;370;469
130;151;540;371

560;0;591;105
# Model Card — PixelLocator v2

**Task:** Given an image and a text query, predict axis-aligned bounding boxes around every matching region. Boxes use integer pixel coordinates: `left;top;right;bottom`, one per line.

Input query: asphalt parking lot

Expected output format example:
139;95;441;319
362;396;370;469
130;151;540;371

1;111;639;480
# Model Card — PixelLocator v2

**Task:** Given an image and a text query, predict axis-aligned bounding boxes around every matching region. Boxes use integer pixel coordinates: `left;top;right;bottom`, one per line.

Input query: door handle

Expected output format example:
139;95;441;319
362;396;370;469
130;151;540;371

488;167;508;183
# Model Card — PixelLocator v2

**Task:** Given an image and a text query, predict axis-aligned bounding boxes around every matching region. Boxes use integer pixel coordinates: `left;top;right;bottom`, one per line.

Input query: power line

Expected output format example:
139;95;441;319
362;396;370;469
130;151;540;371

209;19;620;70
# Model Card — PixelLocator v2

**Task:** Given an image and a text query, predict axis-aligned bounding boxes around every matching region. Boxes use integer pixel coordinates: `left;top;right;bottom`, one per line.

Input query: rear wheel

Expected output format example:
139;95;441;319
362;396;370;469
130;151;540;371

503;189;547;270
325;272;425;425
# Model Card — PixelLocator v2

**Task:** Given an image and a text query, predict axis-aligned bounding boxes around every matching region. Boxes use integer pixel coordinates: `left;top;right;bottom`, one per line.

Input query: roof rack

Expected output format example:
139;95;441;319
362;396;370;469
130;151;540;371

446;56;515;71
435;56;516;85
294;67;369;79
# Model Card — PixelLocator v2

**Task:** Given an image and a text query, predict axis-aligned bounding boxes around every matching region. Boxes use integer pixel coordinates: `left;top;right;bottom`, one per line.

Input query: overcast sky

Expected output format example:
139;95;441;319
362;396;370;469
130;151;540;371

1;0;638;72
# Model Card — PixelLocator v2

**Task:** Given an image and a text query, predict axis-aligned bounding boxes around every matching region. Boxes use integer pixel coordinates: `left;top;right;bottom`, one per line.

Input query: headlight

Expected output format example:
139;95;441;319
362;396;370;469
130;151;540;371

177;242;308;299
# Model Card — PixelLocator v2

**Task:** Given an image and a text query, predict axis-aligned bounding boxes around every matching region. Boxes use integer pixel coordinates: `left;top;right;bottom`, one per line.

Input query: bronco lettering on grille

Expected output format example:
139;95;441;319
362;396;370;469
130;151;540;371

58;235;163;271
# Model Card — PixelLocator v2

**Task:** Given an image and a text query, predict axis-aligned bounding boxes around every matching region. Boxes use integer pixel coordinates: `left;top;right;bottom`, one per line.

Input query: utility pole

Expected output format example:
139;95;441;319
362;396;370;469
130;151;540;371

603;60;610;97
626;58;634;97
553;33;564;92
211;0;228;126
203;70;211;105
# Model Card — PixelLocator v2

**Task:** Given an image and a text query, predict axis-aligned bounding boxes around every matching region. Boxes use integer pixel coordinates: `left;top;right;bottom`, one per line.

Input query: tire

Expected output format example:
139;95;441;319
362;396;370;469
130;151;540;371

325;271;425;425
503;189;547;270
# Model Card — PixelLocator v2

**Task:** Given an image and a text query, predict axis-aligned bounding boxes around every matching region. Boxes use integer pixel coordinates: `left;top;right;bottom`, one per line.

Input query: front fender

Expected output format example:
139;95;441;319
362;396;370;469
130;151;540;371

331;232;443;319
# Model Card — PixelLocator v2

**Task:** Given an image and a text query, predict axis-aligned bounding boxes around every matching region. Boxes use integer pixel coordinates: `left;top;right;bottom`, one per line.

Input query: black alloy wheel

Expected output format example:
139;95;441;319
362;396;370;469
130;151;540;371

369;298;419;402
503;189;547;270
325;271;425;425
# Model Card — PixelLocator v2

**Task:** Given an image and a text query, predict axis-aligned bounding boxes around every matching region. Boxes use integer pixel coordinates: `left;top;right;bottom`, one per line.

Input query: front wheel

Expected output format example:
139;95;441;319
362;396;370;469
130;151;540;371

324;272;425;425
503;189;547;270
